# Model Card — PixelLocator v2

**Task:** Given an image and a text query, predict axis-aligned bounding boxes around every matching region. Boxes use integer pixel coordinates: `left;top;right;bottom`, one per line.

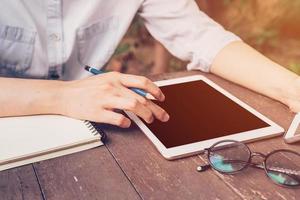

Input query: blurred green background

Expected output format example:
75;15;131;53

107;0;300;75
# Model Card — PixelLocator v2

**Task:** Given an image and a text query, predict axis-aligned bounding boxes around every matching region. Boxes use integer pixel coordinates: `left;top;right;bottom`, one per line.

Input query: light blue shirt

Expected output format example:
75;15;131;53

0;0;240;80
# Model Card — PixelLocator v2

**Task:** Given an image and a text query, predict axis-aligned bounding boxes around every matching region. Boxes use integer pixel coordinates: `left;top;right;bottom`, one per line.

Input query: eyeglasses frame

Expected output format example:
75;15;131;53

199;139;300;188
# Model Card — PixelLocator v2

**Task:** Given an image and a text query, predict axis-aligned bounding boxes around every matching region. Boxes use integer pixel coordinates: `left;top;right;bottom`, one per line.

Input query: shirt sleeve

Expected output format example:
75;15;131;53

139;0;241;72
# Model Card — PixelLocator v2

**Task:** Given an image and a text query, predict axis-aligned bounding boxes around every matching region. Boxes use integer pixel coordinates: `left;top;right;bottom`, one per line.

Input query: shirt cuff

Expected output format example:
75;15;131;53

186;31;242;72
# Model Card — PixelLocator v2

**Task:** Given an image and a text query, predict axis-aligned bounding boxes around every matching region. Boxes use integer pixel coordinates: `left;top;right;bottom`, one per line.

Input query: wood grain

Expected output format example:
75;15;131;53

33;146;140;200
102;71;299;200
1;70;299;200
102;124;241;200
101;71;241;200
0;165;42;200
197;72;300;200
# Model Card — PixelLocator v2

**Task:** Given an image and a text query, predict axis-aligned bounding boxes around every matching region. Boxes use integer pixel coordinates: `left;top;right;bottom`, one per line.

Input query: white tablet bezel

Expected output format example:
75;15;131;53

284;113;300;143
126;75;284;160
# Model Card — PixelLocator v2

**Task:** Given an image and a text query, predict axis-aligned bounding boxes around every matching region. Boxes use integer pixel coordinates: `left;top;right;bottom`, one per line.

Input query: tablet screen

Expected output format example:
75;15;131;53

144;80;270;148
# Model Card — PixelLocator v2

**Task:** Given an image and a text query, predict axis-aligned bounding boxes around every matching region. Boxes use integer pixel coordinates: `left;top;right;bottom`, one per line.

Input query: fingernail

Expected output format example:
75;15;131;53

160;93;165;101
162;113;170;122
148;116;154;124
122;120;131;128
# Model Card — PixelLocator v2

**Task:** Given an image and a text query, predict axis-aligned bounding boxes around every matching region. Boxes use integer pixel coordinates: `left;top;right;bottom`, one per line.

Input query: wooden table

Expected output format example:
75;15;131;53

1;71;299;200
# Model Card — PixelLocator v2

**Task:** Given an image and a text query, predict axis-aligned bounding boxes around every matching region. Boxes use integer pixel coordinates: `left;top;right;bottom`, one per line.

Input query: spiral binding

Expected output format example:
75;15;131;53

84;120;107;143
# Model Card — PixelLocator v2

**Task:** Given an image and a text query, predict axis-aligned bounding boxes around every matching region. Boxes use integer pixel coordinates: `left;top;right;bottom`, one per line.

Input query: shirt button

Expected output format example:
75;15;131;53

49;33;61;41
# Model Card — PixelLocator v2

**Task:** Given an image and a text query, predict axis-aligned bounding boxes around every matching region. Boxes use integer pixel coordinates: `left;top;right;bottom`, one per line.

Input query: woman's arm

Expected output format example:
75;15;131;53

211;41;300;112
0;73;169;127
0;78;62;117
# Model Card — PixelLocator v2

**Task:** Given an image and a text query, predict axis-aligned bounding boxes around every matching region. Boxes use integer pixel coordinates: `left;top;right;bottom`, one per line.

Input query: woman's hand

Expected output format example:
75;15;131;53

211;41;300;114
58;72;170;128
284;77;300;113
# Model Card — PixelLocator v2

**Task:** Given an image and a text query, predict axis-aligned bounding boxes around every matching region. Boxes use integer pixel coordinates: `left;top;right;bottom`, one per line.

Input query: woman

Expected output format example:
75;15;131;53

0;0;299;128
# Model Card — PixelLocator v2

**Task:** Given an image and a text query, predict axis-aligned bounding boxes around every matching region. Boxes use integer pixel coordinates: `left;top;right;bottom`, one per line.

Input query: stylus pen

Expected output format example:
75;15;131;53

84;65;156;100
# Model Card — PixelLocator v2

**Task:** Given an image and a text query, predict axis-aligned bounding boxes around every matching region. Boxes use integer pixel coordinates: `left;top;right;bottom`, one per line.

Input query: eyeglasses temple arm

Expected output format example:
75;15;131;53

199;158;300;183
250;163;300;176
250;163;300;183
197;164;211;172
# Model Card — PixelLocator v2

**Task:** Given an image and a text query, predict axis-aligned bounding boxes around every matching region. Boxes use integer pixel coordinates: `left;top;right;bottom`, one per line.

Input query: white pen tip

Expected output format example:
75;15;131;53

146;94;156;100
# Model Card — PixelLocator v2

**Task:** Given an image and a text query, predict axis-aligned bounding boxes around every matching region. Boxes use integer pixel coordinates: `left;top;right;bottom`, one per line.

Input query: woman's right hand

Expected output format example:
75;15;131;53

57;72;169;128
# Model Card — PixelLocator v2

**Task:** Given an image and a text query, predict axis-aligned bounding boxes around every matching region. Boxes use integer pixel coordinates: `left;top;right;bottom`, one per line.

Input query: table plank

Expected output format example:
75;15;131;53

207;138;300;200
197;71;300;199
33;146;140;200
102;124;241;200
0;165;42;200
103;71;299;200
2;70;299;200
99;69;240;200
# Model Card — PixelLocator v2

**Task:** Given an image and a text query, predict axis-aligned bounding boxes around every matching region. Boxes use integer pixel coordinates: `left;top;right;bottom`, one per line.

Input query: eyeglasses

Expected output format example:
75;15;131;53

197;140;300;188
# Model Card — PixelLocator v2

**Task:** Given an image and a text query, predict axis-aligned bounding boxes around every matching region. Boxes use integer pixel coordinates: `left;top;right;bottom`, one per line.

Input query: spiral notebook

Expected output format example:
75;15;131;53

0;115;106;171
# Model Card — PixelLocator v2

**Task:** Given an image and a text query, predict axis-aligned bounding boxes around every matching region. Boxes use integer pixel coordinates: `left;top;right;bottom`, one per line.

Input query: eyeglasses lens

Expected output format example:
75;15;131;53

265;151;300;187
209;141;250;173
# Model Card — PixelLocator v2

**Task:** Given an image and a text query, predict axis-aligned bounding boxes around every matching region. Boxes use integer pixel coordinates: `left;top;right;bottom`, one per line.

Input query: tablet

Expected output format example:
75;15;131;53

284;113;300;143
126;75;284;160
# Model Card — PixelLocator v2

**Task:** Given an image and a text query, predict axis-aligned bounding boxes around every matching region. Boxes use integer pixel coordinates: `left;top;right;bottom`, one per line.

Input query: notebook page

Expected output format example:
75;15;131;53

0;115;102;163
